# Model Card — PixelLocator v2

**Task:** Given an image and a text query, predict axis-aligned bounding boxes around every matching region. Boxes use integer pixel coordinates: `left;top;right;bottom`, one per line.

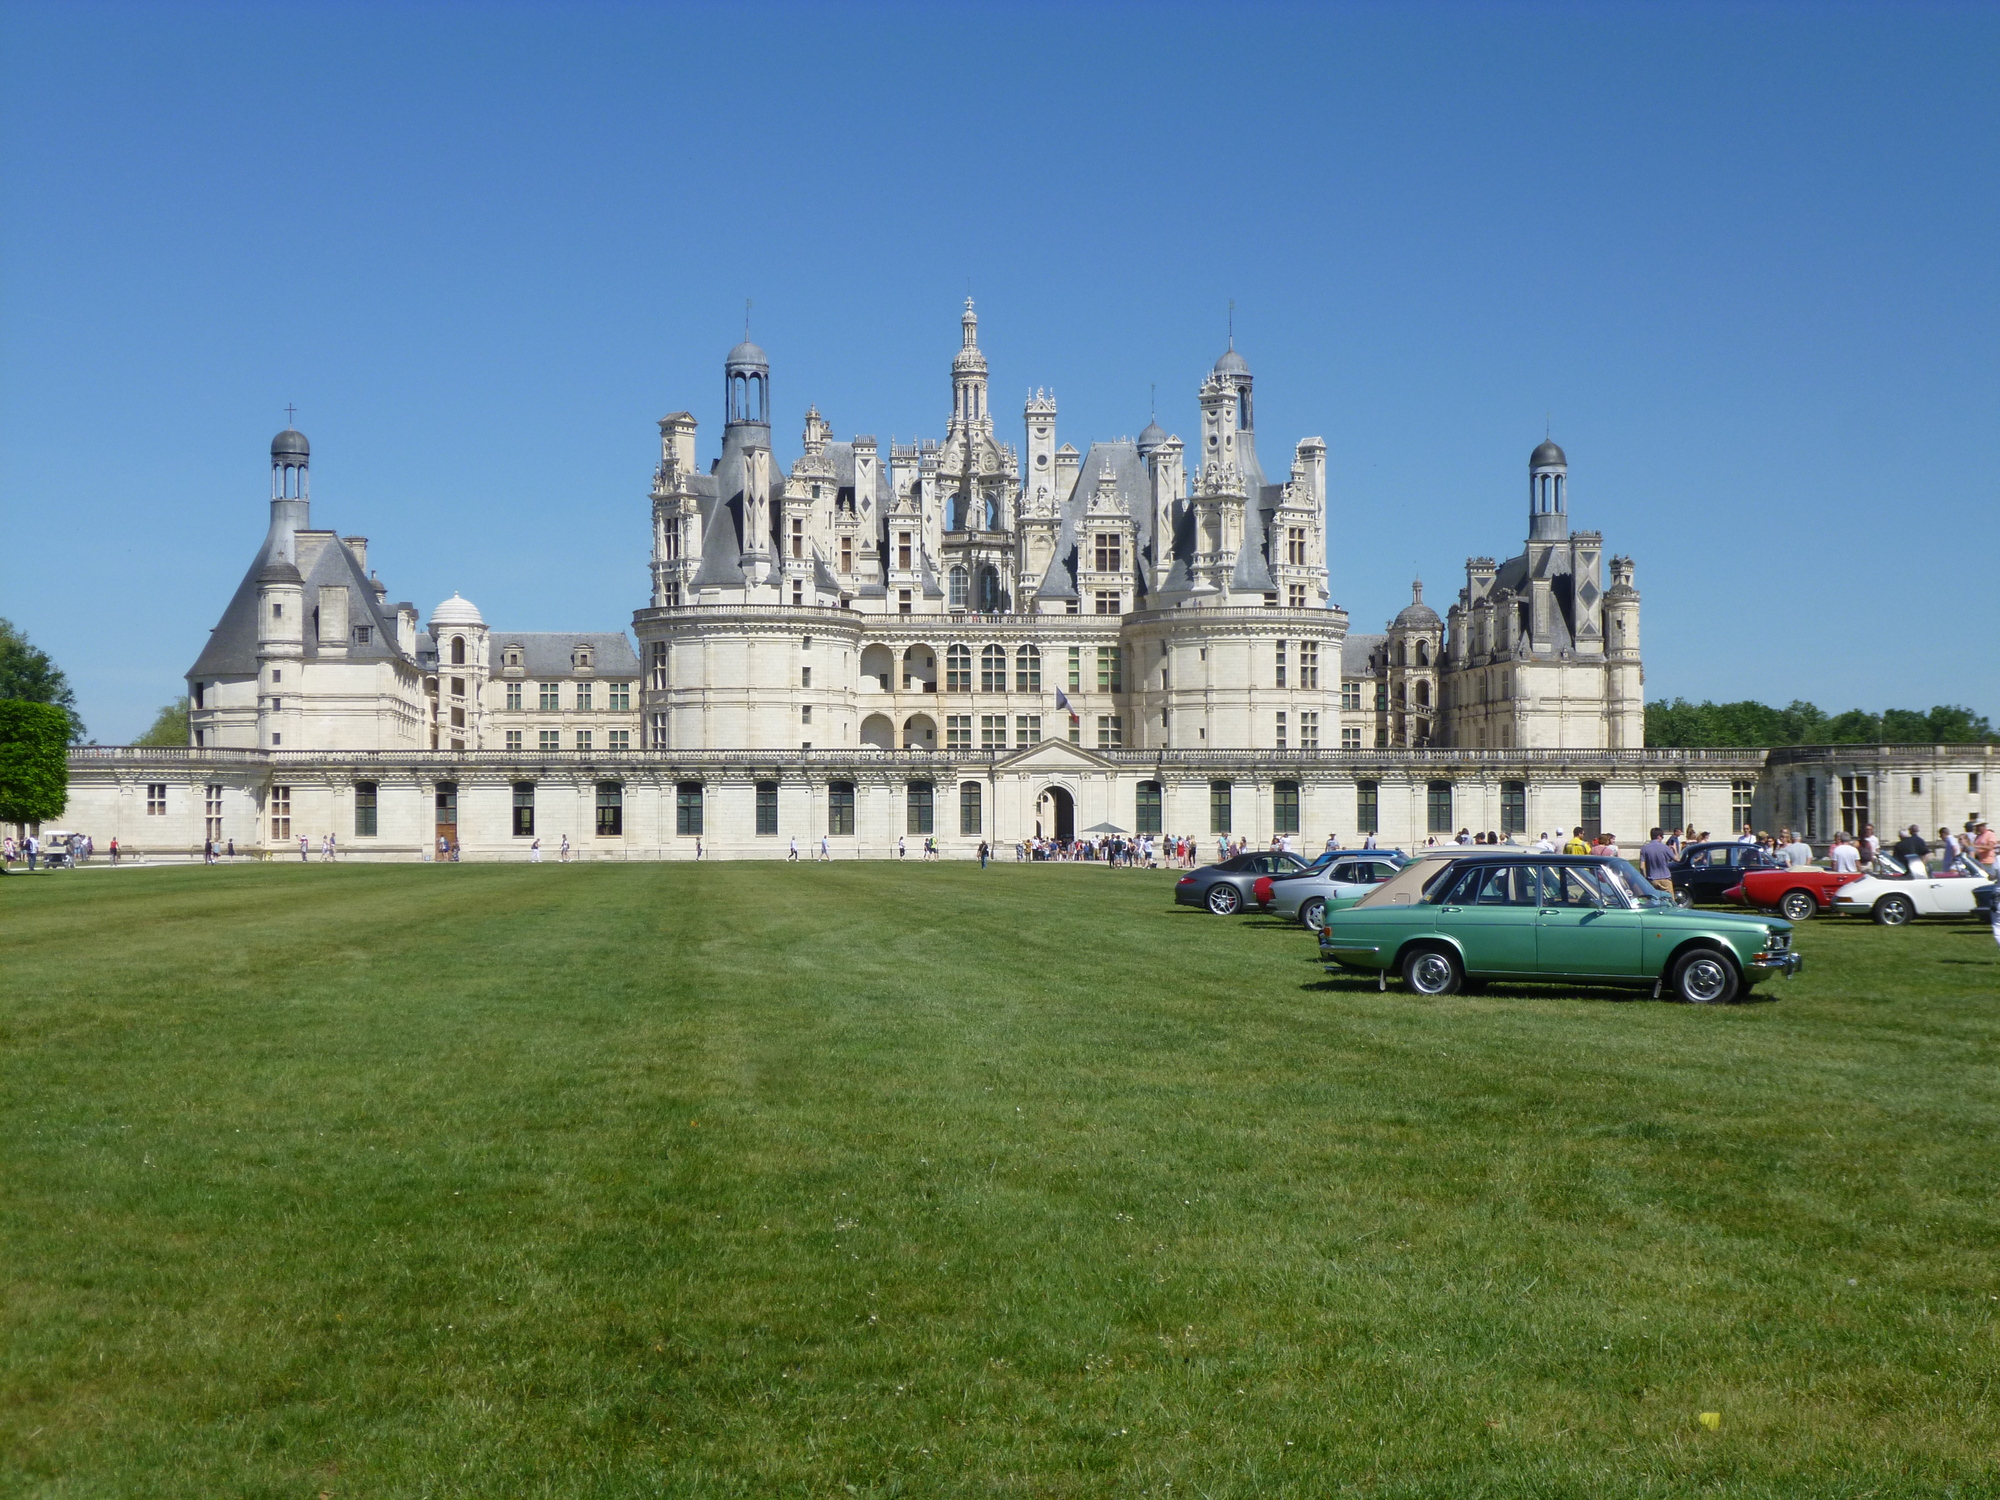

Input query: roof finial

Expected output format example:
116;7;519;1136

744;298;752;341
1546;410;1551;440
284;403;297;426
1227;298;1235;350
1150;382;1156;420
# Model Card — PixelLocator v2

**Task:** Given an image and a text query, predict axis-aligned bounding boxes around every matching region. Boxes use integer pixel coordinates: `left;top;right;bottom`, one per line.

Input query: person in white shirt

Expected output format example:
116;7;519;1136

1828;835;1859;874
1532;832;1555;854
1736;825;1756;844
788;837;799;862
1783;835;1814;867
1361;831;1377;849
529;837;542;863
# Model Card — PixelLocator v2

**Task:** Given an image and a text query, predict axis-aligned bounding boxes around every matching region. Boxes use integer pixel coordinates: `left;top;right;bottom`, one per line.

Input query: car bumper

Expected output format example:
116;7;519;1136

1748;951;1803;982
1319;936;1384;971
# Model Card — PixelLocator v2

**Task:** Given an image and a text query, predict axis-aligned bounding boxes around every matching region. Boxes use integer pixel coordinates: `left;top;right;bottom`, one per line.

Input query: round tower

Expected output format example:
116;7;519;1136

255;556;305;751
1529;438;1567;542
428;594;489;751
724;339;770;434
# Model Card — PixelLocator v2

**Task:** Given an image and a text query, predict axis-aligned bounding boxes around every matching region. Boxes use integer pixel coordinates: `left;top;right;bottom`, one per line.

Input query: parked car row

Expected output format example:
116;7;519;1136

1664;839;1995;926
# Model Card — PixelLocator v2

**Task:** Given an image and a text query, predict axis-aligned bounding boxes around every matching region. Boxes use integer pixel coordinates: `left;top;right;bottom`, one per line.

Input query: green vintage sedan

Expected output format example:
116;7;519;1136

1317;853;1802;1003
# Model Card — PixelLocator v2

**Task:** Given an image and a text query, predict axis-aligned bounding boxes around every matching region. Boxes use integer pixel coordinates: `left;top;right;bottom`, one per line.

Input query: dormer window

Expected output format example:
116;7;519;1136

505;648;522;668
573;646;593;670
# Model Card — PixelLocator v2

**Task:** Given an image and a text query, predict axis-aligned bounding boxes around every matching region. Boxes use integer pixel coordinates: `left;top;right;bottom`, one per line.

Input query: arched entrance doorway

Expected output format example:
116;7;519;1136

1037;785;1075;844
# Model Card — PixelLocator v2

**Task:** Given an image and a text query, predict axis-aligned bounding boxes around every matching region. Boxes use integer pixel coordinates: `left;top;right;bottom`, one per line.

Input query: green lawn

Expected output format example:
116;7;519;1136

3;861;1997;1498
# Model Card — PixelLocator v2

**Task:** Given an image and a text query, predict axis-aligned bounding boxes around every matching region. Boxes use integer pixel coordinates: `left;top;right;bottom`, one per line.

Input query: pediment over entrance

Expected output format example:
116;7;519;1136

992;738;1121;773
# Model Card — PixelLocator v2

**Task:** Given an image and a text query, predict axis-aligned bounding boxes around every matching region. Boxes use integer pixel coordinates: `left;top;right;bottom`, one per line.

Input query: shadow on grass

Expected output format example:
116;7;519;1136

1299;972;1780;1005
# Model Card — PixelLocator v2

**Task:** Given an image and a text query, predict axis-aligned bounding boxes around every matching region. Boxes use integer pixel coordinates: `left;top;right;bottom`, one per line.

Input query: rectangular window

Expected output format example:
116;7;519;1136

650;642;668;690
353;625;371;645
1093;535;1121;572
897;533;912;570
1839;775;1868;835
1096;646;1122;693
1094;591;1120;614
676;782;703;836
907;780;933;835
539;729;560;752
450;676;465;698
1068;646;1081;691
649;712;668;749
435;783;456;841
791;517;804;559
1274;711;1287;749
595;782;623;836
204;784;223;842
1341;680;1362;711
145;783;167;815
828;781;855;836
959;781;982;837
898;589;912;614
539;683;560;710
1300;711;1319;749
1015;714;1040;747
1660;781;1685;836
1341;727;1362;749
840;536;853;574
505;682;522;710
1209;780;1232;835
1136;781;1163;835
1428;781;1454;835
609;682;630;711
512;782;535;836
801;665;812;690
756;781;779;835
981;714;1007;749
1971;772;1982;794
1732;778;1755;831
1581;780;1603;839
1274;780;1301;835
1015;650;1040;692
1375;684;1388;712
1910;776;1922;795
505;729;522;750
450;706;465;728
1501;780;1526;837
1287;526;1307;566
946;714;972;750
270;785;291;839
1068;718;1081;745
575;730;592;751
607;729;630;751
575;682;593;711
354;781;378;837
1288;584;1307;609
1299;641;1319;688
1356;781;1379;835
800;705;812;724
1097;715;1122;749
1275;641;1287;688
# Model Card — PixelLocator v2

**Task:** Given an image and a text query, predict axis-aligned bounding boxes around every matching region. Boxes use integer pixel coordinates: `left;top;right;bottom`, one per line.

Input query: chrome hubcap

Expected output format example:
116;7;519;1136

1412;955;1453;992
1684;958;1727;1001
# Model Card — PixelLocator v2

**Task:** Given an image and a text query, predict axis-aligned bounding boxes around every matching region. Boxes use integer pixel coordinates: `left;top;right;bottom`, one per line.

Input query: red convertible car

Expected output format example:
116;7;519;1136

1724;866;1865;921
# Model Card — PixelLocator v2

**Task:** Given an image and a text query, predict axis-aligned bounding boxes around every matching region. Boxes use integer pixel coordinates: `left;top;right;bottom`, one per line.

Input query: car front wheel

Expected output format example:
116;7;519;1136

1206;884;1242;916
1671;889;1694;908
1779;889;1817;922
1401;945;1464;996
1669;948;1740;1004
1872;894;1915;926
1299;897;1326;930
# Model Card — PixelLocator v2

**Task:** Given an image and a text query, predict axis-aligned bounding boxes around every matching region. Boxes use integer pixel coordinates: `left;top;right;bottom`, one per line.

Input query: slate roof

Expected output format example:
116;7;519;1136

189;526;412;680
481;632;641;678
1342;633;1387;675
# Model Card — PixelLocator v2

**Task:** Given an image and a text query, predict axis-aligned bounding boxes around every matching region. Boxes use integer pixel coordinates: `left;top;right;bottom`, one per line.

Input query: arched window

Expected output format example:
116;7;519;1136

980;644;1006;692
1136;781;1163;835
949;567;969;610
1394;640;1406;667
979;566;1000;611
1415;640;1429;667
451;636;466;666
1014;646;1041;692
1416;681;1431;707
945;645;972;692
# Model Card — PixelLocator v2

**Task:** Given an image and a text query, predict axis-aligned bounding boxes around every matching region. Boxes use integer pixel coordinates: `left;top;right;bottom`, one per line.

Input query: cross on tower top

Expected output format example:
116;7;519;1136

284;403;297;425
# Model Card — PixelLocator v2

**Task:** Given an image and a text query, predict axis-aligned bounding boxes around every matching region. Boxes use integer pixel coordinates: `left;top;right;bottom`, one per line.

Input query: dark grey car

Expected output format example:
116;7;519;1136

1173;851;1310;915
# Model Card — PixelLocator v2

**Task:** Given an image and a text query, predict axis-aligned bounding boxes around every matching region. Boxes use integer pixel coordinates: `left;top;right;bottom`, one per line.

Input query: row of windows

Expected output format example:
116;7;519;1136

500;681;632;712
500;729;633;752
252;775;1698;842
938;644;1123;694
1271;641;1320;689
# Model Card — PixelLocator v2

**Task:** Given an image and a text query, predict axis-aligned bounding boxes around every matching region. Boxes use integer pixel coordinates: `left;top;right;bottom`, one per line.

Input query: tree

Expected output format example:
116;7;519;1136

133;697;191;748
0;618;85;742
0;701;70;826
1647;697;1996;747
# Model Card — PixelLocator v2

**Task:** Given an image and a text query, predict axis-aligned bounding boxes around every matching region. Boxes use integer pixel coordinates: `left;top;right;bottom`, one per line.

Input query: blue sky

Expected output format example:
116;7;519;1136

3;0;1995;741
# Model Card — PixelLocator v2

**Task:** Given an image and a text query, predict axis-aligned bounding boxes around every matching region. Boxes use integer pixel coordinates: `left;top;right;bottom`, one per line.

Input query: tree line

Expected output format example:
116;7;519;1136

1646;698;1997;748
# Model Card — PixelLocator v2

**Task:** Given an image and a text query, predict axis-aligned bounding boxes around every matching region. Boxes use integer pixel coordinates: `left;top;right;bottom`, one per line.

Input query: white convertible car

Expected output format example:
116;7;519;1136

1830;855;1989;924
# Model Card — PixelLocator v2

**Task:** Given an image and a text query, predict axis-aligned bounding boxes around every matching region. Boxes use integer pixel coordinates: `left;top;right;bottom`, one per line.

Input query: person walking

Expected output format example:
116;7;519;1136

298;833;309;862
1564;827;1589;856
978;839;990;869
449;839;461;862
898;836;906;859
788;837;799;862
109;837;120;865
225;838;234;859
1783;830;1813;867
1973;821;1997;876
25;833;39;871
559;834;571;864
530;837;542;863
204;838;217;866
1639;827;1674;889
695;838;704;860
1891;824;1929;878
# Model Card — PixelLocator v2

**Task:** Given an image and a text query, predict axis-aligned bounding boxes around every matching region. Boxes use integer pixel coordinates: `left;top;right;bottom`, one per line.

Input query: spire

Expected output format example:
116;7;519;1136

962;296;978;349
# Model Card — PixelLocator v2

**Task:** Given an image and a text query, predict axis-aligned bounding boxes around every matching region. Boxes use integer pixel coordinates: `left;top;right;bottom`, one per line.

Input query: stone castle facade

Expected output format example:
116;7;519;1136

65;306;1981;857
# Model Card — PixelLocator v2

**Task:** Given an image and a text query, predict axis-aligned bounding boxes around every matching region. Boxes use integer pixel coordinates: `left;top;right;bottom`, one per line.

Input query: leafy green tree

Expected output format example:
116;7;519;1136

0;701;70;826
133;697;191;748
1648;697;1995;746
0;618;85;742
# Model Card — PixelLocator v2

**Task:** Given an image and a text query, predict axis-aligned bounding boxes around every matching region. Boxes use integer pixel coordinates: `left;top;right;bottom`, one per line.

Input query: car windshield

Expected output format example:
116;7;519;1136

1604;859;1675;908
